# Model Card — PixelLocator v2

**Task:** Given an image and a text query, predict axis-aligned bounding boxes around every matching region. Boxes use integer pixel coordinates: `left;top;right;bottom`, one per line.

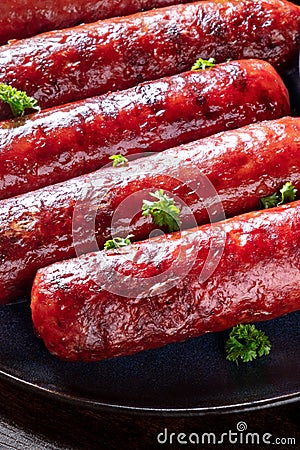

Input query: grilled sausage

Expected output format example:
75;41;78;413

0;0;299;120
1;116;300;304
31;200;300;362
0;59;290;200
0;1;196;45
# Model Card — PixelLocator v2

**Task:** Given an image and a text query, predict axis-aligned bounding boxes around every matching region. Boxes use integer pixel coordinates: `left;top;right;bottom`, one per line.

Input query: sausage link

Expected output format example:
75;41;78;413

1;116;300;304
0;1;195;45
0;0;299;120
0;59;290;200
31;200;300;362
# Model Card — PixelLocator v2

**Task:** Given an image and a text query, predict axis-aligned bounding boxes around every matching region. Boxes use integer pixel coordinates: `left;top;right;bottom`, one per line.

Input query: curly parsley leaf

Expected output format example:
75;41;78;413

0;83;40;117
260;182;297;209
104;234;134;250
260;192;280;209
142;189;181;232
279;182;297;204
109;154;129;167
225;324;271;364
191;57;216;71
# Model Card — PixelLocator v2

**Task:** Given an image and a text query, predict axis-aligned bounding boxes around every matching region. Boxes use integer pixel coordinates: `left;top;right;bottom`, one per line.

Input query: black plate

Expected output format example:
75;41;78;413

0;300;299;416
0;63;300;417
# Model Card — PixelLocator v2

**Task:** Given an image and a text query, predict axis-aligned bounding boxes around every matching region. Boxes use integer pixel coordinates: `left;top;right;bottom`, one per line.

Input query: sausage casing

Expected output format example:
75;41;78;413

0;59;290;199
31;201;300;362
0;0;196;45
0;0;299;120
1;116;300;304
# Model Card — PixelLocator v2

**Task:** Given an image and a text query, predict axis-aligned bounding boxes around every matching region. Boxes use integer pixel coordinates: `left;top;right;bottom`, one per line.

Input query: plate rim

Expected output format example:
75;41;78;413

1;368;299;417
1;303;300;417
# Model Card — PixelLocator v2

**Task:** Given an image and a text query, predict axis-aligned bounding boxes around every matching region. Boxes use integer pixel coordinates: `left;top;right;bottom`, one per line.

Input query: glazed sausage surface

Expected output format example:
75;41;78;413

31;201;300;362
0;59;290;200
1;116;300;304
0;0;195;45
0;0;299;120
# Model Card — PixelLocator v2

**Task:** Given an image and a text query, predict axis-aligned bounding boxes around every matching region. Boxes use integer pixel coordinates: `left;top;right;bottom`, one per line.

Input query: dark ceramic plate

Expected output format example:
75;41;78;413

0;65;300;417
0;300;299;416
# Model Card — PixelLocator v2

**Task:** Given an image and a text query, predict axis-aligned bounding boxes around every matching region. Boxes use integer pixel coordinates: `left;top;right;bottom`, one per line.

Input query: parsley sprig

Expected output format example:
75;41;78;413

0;83;40;117
104;234;134;250
225;324;271;364
109;154;129;167
191;57;216;71
260;182;297;209
142;189;181;232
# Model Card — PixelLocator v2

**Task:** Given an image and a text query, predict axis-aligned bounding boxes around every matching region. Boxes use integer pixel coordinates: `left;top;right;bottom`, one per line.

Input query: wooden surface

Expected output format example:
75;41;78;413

0;375;299;449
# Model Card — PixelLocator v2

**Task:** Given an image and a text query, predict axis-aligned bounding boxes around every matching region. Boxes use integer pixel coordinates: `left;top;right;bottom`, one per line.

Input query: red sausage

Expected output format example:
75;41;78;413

0;1;196;45
1;116;300;304
31;200;300;362
0;59;290;200
0;0;299;120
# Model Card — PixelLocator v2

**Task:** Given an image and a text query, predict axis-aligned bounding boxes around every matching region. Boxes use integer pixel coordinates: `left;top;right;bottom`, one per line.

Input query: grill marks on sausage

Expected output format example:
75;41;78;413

30;201;300;361
0;0;299;120
0;59;290;200
0;117;300;304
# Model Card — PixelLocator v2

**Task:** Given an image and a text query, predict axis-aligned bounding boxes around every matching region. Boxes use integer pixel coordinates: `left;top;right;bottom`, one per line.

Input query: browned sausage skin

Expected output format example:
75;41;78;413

0;0;299;120
0;59;290;200
0;0;196;45
1;116;300;304
31;200;300;362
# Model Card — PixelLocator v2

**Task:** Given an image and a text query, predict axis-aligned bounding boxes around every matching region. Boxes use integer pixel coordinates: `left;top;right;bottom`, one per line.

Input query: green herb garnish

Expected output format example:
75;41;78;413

191;57;216;71
104;234;134;250
279;182;298;204
142;189;181;232
260;182;297;209
225;324;271;364
109;154;129;167
0;83;40;117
